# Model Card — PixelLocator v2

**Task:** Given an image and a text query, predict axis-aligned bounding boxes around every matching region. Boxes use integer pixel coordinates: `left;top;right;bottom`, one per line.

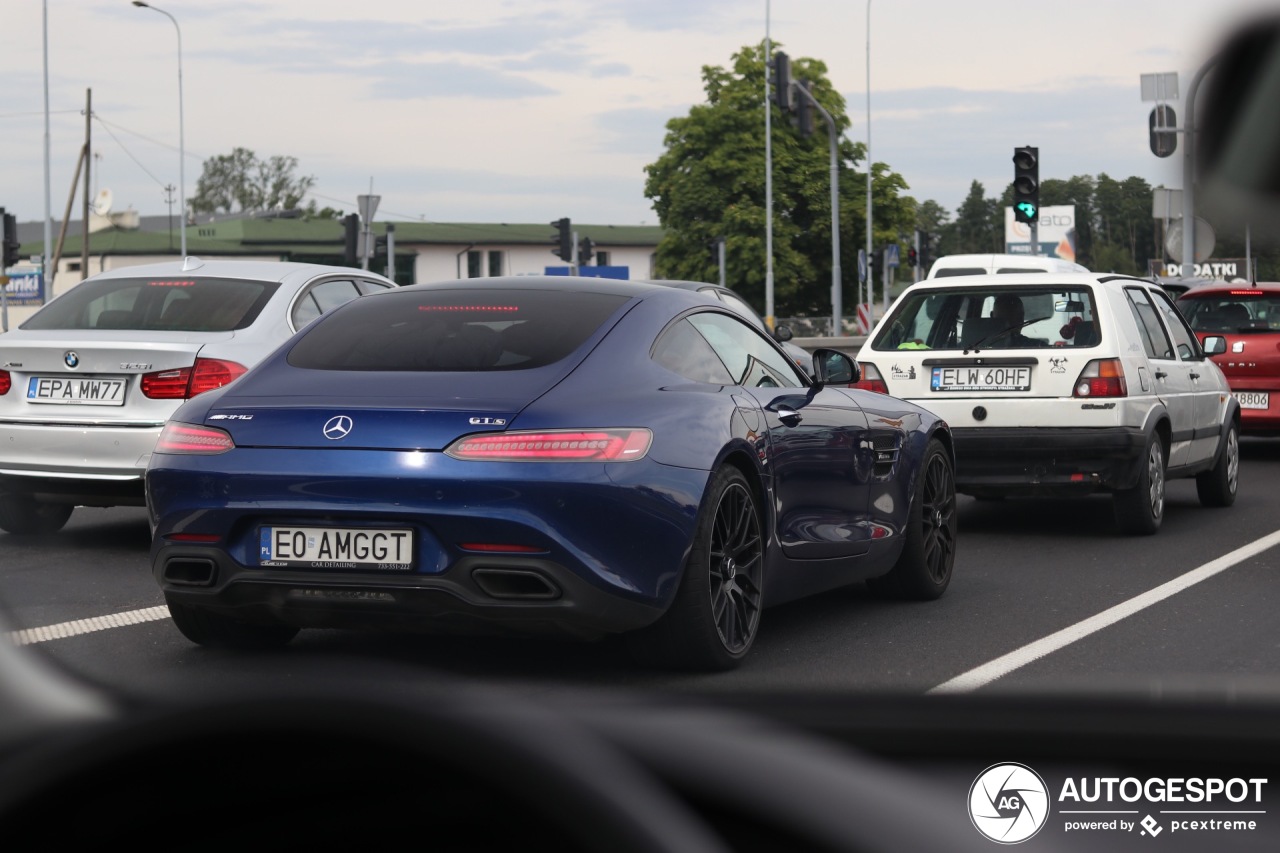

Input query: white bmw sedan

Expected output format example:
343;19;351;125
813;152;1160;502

0;258;397;534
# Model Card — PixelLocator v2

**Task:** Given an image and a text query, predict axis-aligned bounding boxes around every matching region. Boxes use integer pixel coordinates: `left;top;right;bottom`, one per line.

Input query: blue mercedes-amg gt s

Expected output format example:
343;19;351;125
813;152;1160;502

146;276;956;670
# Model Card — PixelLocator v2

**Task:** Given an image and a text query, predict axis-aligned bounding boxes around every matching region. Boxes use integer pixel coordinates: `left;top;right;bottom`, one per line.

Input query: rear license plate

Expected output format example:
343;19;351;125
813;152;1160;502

26;376;127;406
259;526;414;570
931;366;1031;392
1234;391;1270;410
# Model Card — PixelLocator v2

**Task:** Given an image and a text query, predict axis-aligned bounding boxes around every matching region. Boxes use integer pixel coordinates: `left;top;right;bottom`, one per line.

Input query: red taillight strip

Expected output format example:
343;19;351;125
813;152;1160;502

154;422;235;455
0;369;10;396
850;362;889;393
165;533;222;543
444;429;652;462
458;543;548;553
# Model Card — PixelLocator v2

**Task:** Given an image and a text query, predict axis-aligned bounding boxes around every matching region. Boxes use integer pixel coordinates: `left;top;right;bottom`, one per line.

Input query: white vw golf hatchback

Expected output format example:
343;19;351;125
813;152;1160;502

855;273;1240;534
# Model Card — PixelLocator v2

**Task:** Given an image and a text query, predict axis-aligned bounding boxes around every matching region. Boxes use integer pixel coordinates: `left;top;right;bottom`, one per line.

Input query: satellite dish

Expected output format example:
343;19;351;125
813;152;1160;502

93;188;113;217
1165;217;1216;263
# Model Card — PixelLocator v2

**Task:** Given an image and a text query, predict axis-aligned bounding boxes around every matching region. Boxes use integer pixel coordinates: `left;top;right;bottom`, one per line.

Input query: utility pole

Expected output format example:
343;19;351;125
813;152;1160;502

81;89;91;280
384;223;396;281
163;184;176;251
789;82;843;336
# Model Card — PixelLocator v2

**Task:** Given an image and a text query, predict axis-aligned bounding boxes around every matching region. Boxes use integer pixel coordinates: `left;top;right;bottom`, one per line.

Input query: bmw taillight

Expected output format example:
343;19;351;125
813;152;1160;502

154;422;235;454
1073;358;1127;398
445;429;652;462
0;370;10;395
850;362;889;393
141;358;248;400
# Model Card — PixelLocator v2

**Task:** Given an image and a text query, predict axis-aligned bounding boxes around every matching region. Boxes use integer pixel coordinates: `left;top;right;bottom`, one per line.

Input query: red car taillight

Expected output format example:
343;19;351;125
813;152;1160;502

445;429;652;462
850;362;889;393
0;370;10;395
1073;358;1127;398
141;358;248;400
154;422;235;455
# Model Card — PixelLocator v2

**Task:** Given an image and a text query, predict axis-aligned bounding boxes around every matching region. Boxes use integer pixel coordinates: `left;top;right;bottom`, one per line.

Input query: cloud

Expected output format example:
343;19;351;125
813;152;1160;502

592;107;678;157
591;0;755;32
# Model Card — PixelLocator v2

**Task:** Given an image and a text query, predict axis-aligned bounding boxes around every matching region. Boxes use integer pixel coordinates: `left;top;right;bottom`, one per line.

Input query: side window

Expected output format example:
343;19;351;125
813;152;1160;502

1151;289;1203;360
712;290;766;330
687;312;804;388
291;279;361;329
1125;287;1174;360
652;318;735;385
356;279;395;294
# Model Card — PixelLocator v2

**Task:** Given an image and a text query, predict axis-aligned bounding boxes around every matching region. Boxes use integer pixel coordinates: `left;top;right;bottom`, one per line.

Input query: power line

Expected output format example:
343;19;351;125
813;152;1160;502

93;114;168;189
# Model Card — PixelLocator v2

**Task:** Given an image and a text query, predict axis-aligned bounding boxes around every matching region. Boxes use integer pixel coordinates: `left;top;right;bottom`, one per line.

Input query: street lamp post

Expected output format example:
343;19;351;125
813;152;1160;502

133;1;186;259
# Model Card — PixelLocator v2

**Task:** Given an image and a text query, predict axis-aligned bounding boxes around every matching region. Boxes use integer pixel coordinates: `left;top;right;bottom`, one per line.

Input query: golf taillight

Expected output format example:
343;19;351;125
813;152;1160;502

1073;358;1127;398
850;362;889;393
445;429;652;462
141;358;248;399
154;422;235;455
0;370;10;395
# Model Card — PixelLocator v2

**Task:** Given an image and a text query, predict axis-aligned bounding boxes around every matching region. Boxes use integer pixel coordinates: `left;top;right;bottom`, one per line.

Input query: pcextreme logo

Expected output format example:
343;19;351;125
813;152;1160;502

969;763;1050;844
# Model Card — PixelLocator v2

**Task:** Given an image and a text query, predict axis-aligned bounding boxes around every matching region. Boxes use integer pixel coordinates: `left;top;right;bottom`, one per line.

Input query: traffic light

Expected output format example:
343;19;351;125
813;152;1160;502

772;51;791;112
919;231;933;271
550;217;572;262
1149;105;1177;158
579;236;595;265
794;80;814;137
1;210;18;269
342;213;359;266
907;246;918;267
1012;146;1039;224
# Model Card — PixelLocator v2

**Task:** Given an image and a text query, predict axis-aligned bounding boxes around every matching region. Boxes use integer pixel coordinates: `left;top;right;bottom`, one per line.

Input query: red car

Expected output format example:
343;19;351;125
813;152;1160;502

1178;282;1280;434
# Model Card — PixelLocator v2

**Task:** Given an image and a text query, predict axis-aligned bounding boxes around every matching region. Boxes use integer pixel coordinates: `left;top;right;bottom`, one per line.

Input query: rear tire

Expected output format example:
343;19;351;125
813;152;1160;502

0;496;74;535
166;597;299;650
868;439;956;600
1196;421;1239;507
1113;433;1165;535
627;466;763;672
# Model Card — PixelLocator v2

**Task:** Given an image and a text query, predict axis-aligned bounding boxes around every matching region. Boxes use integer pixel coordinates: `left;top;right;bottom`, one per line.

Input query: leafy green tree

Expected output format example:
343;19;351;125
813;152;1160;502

951;181;1001;253
643;42;915;317
190;147;317;215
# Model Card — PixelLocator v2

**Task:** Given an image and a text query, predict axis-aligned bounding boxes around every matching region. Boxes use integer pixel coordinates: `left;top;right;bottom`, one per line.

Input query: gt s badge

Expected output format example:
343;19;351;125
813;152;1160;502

469;417;507;426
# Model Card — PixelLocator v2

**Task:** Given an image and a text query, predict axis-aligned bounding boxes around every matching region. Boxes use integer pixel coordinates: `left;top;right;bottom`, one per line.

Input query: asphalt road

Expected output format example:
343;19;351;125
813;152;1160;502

2;438;1279;707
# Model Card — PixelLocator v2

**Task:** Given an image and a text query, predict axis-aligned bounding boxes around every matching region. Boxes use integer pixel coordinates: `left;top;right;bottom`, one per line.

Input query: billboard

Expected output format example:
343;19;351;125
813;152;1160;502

1004;205;1077;261
0;270;45;307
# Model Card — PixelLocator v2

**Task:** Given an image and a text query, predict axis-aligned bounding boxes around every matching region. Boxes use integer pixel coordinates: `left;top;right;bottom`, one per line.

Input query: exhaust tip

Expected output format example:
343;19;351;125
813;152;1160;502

163;557;217;587
471;568;560;600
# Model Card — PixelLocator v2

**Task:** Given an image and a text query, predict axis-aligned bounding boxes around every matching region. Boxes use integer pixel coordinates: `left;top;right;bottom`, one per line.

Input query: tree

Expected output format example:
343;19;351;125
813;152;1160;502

190;147;317;215
951;181;1001;254
643;42;916;317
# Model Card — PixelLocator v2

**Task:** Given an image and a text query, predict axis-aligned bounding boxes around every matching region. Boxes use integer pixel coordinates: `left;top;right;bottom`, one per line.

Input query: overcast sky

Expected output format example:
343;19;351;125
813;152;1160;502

1;1;1275;229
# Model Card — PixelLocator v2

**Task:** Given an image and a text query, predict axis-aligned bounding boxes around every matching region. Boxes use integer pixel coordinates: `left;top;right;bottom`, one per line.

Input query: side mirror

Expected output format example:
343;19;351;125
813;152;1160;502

773;323;794;342
811;348;859;388
1202;335;1227;355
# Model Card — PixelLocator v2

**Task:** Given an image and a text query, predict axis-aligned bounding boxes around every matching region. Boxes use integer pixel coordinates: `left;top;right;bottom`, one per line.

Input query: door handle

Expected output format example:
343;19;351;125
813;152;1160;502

1189;371;1201;380
1154;369;1167;380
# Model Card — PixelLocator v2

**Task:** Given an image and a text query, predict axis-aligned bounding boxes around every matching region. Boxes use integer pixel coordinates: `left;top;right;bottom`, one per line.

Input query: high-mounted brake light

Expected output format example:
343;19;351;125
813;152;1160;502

154;422;235;455
445;428;652;462
850;362;889;394
0;370;10;396
1073;358;1127;398
141;358;248;400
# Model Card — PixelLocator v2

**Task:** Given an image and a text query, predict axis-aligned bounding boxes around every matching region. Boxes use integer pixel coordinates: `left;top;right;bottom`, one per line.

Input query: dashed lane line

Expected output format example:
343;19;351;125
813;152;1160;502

6;605;171;646
929;528;1280;694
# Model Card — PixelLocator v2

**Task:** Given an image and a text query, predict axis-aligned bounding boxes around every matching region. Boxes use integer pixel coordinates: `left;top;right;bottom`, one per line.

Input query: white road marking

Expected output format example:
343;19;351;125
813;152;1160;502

6;605;171;646
930;528;1280;694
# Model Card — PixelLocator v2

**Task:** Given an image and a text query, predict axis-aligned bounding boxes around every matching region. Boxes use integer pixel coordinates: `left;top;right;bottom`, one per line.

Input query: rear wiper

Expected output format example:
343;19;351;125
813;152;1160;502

965;315;1052;354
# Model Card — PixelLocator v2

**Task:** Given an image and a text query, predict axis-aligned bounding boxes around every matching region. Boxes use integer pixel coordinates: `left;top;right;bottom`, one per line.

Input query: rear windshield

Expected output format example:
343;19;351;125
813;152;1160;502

872;285;1099;351
21;276;279;332
287;288;631;371
1178;292;1280;333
